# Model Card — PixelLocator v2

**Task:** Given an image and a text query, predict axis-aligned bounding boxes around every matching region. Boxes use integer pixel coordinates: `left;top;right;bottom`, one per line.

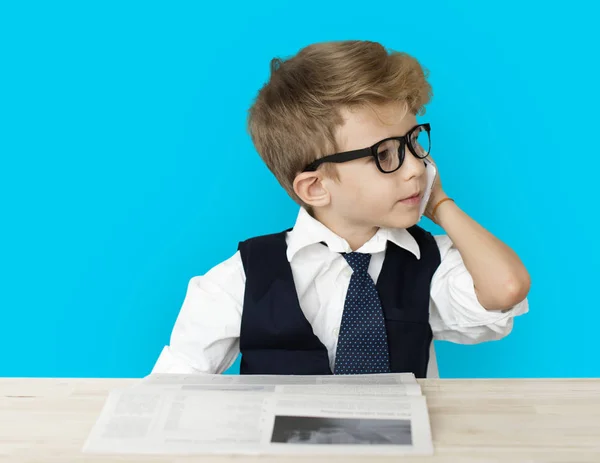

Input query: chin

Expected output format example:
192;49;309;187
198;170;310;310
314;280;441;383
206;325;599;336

383;209;421;229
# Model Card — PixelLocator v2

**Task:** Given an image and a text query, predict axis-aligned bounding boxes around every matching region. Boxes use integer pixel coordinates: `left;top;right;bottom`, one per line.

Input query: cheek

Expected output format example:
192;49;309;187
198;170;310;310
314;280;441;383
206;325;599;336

343;175;396;209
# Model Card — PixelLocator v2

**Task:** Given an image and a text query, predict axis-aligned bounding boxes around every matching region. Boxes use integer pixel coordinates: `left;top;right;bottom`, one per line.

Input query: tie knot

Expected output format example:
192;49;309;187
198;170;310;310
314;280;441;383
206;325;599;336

342;252;371;273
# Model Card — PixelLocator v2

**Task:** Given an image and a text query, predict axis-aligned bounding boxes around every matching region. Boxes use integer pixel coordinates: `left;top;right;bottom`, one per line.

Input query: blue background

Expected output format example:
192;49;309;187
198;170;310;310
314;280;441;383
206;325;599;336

1;1;598;378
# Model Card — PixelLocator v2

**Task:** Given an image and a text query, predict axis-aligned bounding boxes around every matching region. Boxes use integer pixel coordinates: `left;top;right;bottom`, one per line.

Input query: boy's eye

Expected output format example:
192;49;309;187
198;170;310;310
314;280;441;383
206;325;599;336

375;139;401;171
377;150;391;162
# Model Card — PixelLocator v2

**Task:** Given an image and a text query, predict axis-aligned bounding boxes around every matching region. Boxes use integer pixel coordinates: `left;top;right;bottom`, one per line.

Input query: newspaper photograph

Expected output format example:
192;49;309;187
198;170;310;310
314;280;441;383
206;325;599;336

271;416;411;445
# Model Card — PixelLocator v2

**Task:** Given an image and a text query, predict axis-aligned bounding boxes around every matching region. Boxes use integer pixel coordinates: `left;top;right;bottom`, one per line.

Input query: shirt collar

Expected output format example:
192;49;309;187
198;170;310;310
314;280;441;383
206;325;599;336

285;207;421;262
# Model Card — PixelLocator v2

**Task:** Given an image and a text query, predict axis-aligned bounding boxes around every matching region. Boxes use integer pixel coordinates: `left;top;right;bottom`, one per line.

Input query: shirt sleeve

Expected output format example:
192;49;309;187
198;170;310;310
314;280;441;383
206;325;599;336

151;251;245;374
429;234;529;344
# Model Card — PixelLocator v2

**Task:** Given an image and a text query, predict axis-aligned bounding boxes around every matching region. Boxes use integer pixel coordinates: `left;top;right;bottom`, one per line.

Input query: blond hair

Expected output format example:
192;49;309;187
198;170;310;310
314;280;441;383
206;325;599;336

247;40;433;205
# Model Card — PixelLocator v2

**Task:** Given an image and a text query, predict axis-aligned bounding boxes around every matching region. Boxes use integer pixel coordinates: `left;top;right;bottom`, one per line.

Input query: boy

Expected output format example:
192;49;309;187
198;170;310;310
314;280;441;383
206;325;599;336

152;40;530;377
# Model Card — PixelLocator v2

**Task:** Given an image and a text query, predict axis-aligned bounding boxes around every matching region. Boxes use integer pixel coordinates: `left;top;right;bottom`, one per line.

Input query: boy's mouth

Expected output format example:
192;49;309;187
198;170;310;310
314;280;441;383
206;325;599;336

399;191;421;201
398;191;422;206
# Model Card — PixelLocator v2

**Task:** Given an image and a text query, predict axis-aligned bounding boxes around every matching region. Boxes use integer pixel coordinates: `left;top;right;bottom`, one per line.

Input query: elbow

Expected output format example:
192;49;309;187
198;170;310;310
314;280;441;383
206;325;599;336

504;271;531;306
476;272;531;311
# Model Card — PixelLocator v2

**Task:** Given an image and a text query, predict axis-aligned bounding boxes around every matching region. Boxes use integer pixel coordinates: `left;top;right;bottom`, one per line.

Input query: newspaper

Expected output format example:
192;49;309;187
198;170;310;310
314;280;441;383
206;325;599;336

83;373;433;456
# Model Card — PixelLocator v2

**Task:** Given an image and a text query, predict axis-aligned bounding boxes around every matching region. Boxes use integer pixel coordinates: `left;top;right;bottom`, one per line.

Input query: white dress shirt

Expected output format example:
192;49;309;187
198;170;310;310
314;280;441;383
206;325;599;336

152;208;528;376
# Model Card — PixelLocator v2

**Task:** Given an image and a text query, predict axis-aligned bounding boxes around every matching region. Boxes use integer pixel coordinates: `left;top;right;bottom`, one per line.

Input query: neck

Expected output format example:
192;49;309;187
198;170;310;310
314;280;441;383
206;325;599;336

312;209;379;251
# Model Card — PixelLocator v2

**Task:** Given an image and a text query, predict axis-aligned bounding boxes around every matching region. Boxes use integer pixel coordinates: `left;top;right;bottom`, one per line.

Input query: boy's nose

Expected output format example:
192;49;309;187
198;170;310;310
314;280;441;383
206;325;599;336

399;150;426;180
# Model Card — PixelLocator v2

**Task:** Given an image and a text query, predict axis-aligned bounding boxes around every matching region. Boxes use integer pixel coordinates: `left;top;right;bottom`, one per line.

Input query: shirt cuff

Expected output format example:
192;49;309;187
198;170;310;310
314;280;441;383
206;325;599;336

432;296;529;344
151;346;204;375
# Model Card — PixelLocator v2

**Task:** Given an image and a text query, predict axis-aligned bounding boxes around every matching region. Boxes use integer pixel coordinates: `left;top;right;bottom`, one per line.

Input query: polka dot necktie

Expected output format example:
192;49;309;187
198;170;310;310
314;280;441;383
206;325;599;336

333;252;391;375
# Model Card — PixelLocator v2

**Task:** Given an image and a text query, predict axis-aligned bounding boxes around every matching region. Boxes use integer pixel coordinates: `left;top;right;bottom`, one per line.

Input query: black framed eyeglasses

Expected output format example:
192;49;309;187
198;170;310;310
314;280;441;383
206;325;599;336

304;123;431;174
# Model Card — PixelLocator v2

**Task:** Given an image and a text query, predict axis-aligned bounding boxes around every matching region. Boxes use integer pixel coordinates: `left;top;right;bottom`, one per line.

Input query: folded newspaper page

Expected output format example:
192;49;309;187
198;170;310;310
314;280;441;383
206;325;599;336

136;372;423;396
83;373;433;456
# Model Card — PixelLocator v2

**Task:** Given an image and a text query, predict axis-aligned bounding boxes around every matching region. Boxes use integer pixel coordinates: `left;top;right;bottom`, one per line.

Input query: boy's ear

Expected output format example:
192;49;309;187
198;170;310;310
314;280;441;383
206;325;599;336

293;171;331;208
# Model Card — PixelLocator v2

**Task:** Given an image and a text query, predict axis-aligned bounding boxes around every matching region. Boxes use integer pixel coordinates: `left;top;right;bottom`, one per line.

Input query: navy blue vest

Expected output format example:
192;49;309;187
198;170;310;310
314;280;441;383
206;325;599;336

237;225;441;377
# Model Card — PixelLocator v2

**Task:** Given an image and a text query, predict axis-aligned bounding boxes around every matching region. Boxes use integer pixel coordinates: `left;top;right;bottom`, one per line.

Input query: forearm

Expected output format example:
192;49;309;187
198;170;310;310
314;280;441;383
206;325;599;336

434;199;531;310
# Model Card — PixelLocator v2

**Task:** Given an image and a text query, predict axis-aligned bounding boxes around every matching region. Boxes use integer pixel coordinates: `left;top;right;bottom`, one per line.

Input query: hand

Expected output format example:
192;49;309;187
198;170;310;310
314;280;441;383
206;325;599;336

423;155;449;222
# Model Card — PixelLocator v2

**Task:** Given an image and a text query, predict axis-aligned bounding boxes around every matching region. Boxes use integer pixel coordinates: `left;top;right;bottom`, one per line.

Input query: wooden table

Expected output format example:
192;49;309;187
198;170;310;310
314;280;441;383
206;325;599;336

1;378;600;462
